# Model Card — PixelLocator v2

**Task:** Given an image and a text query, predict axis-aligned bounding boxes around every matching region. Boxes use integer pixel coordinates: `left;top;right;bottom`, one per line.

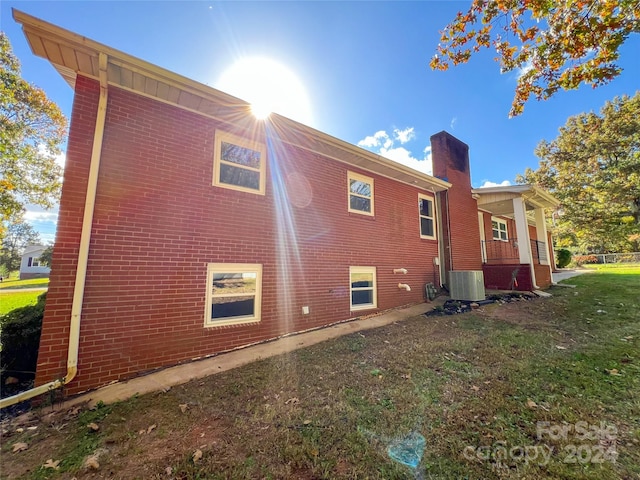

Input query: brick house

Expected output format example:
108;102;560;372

11;11;558;398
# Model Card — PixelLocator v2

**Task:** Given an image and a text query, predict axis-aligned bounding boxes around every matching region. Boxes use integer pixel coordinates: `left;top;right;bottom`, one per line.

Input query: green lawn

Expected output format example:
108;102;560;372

0;278;48;315
581;263;640;273
3;267;639;479
0;291;43;316
0;277;49;290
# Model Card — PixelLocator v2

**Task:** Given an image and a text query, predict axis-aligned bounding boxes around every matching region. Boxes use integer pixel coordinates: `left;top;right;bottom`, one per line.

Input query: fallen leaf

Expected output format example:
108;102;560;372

84;456;100;470
471;385;480;392
87;422;100;432
555;345;567;350
43;459;61;470
526;399;537;409
68;406;81;416
303;420;312;425
285;397;299;405
165;466;173;475
179;404;188;413
12;442;28;453
192;449;203;463
138;429;145;435
16;428;24;433
147;424;157;434
605;368;621;376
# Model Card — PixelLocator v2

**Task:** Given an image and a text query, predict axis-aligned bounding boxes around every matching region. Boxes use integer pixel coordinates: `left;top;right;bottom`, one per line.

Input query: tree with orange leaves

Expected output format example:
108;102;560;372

1;32;67;240
431;0;640;116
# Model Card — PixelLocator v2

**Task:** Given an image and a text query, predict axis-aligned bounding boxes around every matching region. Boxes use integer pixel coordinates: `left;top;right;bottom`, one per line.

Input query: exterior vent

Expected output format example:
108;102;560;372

449;271;485;301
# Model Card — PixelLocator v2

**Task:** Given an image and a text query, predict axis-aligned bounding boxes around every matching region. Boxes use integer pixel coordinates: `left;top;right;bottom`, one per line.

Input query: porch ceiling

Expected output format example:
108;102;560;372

13;9;451;194
473;185;559;216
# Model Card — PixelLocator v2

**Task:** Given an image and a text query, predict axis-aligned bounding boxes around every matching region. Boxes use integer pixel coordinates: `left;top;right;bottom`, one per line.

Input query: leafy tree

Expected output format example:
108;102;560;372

518;93;640;253
38;244;53;268
0;216;41;272
431;0;640;116
1;32;67;240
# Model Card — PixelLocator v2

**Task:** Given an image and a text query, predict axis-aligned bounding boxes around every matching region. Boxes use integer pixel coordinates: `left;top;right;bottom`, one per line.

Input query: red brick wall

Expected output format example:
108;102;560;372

480;212;520;264
534;263;552;289
431;132;482;275
36;77;441;395
482;264;533;291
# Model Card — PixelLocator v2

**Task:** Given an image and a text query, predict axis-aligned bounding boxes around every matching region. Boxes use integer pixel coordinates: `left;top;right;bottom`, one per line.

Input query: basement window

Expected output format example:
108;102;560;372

350;266;377;311
213;131;266;195
418;194;436;239
205;263;262;327
492;218;508;241
348;171;374;216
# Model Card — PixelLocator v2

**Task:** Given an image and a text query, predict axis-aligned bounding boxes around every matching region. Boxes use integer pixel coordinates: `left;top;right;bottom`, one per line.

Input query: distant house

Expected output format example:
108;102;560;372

19;245;51;280
13;10;559;398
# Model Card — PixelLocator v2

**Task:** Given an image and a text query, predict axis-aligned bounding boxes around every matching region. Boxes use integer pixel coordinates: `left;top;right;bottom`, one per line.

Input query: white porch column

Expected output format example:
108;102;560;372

513;197;538;288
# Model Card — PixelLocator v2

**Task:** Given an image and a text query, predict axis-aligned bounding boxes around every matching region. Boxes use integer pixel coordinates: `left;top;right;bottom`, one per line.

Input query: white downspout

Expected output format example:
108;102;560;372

0;53;109;409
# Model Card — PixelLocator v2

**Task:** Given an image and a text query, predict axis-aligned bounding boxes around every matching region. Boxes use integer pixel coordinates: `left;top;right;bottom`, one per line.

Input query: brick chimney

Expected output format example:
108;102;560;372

430;131;483;276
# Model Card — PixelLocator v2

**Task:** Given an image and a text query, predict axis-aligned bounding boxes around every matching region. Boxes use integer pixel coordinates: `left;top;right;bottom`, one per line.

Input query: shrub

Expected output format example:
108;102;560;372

0;292;45;383
574;255;598;266
556;249;572;268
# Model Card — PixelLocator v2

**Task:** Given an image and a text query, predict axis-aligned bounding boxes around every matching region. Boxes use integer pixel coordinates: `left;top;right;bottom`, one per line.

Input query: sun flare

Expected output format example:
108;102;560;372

217;57;312;125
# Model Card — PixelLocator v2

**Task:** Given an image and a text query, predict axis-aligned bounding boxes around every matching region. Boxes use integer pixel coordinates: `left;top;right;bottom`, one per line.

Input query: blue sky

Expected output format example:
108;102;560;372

3;1;640;243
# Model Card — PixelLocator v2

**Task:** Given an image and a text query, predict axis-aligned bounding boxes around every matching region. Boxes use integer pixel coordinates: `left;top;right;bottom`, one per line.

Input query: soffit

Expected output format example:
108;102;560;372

13;9;450;193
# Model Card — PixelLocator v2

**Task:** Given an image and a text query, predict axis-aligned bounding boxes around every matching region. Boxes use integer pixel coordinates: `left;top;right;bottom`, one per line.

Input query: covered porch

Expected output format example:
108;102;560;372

473;185;559;291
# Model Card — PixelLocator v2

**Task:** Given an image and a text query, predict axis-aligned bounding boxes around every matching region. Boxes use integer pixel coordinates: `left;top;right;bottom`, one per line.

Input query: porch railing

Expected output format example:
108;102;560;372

481;238;548;264
530;239;548;263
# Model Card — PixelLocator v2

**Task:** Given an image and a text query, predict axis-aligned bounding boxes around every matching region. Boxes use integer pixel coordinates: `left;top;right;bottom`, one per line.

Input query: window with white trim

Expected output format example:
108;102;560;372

418;194;436;239
350;266;377;311
492;218;508;241
205;263;262;327
348;171;374;216
213;131;267;195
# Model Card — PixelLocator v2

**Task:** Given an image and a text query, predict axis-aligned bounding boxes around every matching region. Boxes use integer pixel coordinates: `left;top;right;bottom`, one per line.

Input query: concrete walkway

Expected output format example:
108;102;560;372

0;287;47;294
552;269;592;283
58;300;445;410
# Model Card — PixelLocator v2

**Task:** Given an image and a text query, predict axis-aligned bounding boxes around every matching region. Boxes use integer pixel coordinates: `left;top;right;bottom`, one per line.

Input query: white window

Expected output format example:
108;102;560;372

213;131;267;195
492;218;508;241
350;266;377;311
205;263;262;327
418;194;436;239
27;257;40;267
348;171;374;216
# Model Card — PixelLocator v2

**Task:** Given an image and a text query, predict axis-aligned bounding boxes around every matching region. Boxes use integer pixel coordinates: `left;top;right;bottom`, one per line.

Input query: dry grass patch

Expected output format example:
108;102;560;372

2;267;639;479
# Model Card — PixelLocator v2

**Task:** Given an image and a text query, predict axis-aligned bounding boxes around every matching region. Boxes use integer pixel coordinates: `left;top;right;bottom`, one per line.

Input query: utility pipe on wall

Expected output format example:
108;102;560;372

0;53;109;409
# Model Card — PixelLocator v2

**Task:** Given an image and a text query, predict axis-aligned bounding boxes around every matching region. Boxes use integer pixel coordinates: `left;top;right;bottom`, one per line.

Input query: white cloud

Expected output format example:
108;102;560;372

393;127;415;144
23;210;59;223
478;180;512;188
357;127;432;176
357;130;389;148
450;117;457;129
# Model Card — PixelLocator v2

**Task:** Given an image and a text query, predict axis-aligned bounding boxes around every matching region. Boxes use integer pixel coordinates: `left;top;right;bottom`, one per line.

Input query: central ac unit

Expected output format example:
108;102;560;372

449;270;485;301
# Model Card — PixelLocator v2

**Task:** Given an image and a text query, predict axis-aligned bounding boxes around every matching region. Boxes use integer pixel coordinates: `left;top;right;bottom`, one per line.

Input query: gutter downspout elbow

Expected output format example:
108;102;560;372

0;54;108;410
